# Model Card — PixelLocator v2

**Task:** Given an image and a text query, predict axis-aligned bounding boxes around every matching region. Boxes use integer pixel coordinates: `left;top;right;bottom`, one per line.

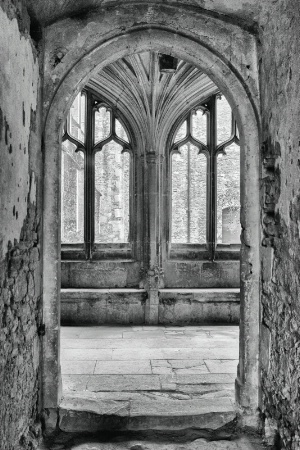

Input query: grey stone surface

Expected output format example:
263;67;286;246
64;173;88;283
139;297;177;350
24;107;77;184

64;436;265;450
61;289;147;325
61;348;113;361
61;288;240;325
94;360;152;374
158;289;240;325
60;326;238;434
110;347;238;361
2;0;300;447
61;326;126;339
42;0;262;434
259;1;300;446
0;4;43;449
204;360;239;374
61;360;96;375
87;375;161;392
59;394;236;432
61;337;238;349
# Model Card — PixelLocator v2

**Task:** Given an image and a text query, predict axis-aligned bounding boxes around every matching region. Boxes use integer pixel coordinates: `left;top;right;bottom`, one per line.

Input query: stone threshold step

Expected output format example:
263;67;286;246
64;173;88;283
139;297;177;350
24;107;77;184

40;434;264;450
59;394;236;434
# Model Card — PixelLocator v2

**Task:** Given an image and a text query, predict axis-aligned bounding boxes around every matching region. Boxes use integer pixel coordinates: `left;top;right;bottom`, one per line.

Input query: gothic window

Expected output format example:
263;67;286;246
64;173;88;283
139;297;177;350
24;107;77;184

170;93;240;258
61;89;132;259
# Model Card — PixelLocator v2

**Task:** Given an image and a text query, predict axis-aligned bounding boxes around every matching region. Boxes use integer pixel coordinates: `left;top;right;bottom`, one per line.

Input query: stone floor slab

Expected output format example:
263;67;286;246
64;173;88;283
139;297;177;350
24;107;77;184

61;360;96;375
122;330;166;339
60;325;239;434
61;327;125;339
65;436;265;450
176;373;236;384
62;337;238;349
94;360;152;375
87;375;161;391
62;375;91;392
205;359;239;374
61;348;113;361
110;347;238;361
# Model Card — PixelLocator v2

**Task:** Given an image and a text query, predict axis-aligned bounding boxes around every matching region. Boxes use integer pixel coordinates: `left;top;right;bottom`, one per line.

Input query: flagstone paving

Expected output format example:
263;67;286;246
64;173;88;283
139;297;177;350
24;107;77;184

61;325;238;378
59;326;239;433
61;325;238;397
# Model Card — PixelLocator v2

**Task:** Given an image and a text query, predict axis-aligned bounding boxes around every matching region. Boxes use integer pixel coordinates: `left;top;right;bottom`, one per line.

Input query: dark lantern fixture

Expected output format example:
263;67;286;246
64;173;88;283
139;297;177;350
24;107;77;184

158;54;178;73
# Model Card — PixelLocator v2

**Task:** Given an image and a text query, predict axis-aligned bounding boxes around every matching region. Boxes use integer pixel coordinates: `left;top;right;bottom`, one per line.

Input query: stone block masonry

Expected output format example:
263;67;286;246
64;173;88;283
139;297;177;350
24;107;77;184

0;2;43;448
259;0;300;447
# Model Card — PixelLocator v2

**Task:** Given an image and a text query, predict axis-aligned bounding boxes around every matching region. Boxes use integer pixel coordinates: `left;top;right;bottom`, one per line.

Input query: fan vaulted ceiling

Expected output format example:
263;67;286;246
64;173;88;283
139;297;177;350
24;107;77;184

87;52;219;149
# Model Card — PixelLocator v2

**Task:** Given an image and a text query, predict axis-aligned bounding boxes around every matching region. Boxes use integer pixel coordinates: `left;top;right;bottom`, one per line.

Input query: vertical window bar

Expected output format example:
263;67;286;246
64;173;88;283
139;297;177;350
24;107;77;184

207;95;217;260
84;90;95;259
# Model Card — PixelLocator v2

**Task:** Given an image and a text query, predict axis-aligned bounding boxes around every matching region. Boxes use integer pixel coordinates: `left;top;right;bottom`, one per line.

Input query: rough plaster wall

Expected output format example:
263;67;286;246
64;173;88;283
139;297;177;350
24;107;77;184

0;3;43;449
259;1;300;448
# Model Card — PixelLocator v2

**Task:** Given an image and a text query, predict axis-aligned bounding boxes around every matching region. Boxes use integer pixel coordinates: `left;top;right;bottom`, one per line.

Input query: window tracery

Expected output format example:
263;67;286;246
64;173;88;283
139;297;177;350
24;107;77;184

170;93;240;258
61;89;132;259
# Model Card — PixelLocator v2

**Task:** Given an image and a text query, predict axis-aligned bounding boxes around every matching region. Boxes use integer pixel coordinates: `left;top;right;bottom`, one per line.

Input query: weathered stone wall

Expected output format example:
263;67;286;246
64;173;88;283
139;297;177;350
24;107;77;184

0;2;43;448
259;1;300;447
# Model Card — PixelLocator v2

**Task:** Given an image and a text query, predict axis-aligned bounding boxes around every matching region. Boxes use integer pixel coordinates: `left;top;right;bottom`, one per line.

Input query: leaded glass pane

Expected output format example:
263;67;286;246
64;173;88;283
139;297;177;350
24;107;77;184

217;96;232;145
172;144;206;244
94;142;130;243
95;106;111;143
69;92;86;144
174;120;187;143
191;109;207;144
116;119;129;142
61;141;84;243
217;143;240;244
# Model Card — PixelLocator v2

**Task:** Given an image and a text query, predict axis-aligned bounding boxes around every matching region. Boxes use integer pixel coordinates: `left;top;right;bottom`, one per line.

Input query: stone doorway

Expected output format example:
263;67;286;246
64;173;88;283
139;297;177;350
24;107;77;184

42;23;260;432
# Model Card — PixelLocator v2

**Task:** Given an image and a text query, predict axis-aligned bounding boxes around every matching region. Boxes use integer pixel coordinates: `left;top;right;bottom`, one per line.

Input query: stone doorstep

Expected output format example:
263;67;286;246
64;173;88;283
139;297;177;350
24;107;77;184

40;435;265;450
58;395;236;433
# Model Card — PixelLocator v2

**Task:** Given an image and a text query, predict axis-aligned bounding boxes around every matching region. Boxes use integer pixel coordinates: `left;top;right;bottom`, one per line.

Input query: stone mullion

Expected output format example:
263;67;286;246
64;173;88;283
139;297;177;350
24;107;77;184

157;153;165;283
139;154;148;285
144;152;163;324
84;90;95;260
207;95;217;260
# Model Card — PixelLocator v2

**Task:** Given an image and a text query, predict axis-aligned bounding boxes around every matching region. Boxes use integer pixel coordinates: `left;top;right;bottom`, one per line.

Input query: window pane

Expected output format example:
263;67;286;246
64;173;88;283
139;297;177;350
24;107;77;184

69;92;86;144
217;95;232;145
171;144;206;244
61;141;84;243
217;143;240;244
95;106;111;143
191;109;207;144
116;119;129;142
94;142;130;243
174;120;187;143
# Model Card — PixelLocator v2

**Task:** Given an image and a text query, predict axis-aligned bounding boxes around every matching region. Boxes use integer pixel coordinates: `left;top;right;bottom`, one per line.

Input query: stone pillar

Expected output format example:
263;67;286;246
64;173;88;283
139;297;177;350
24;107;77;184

144;152;163;324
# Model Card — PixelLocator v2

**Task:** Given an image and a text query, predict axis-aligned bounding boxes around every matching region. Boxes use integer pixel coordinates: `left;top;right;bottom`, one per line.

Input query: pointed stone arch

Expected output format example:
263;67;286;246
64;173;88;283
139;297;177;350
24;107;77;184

42;21;261;428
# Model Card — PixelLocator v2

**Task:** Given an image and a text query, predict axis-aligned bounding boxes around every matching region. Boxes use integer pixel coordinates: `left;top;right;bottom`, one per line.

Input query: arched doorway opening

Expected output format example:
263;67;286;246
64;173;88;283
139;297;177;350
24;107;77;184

42;27;260;429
